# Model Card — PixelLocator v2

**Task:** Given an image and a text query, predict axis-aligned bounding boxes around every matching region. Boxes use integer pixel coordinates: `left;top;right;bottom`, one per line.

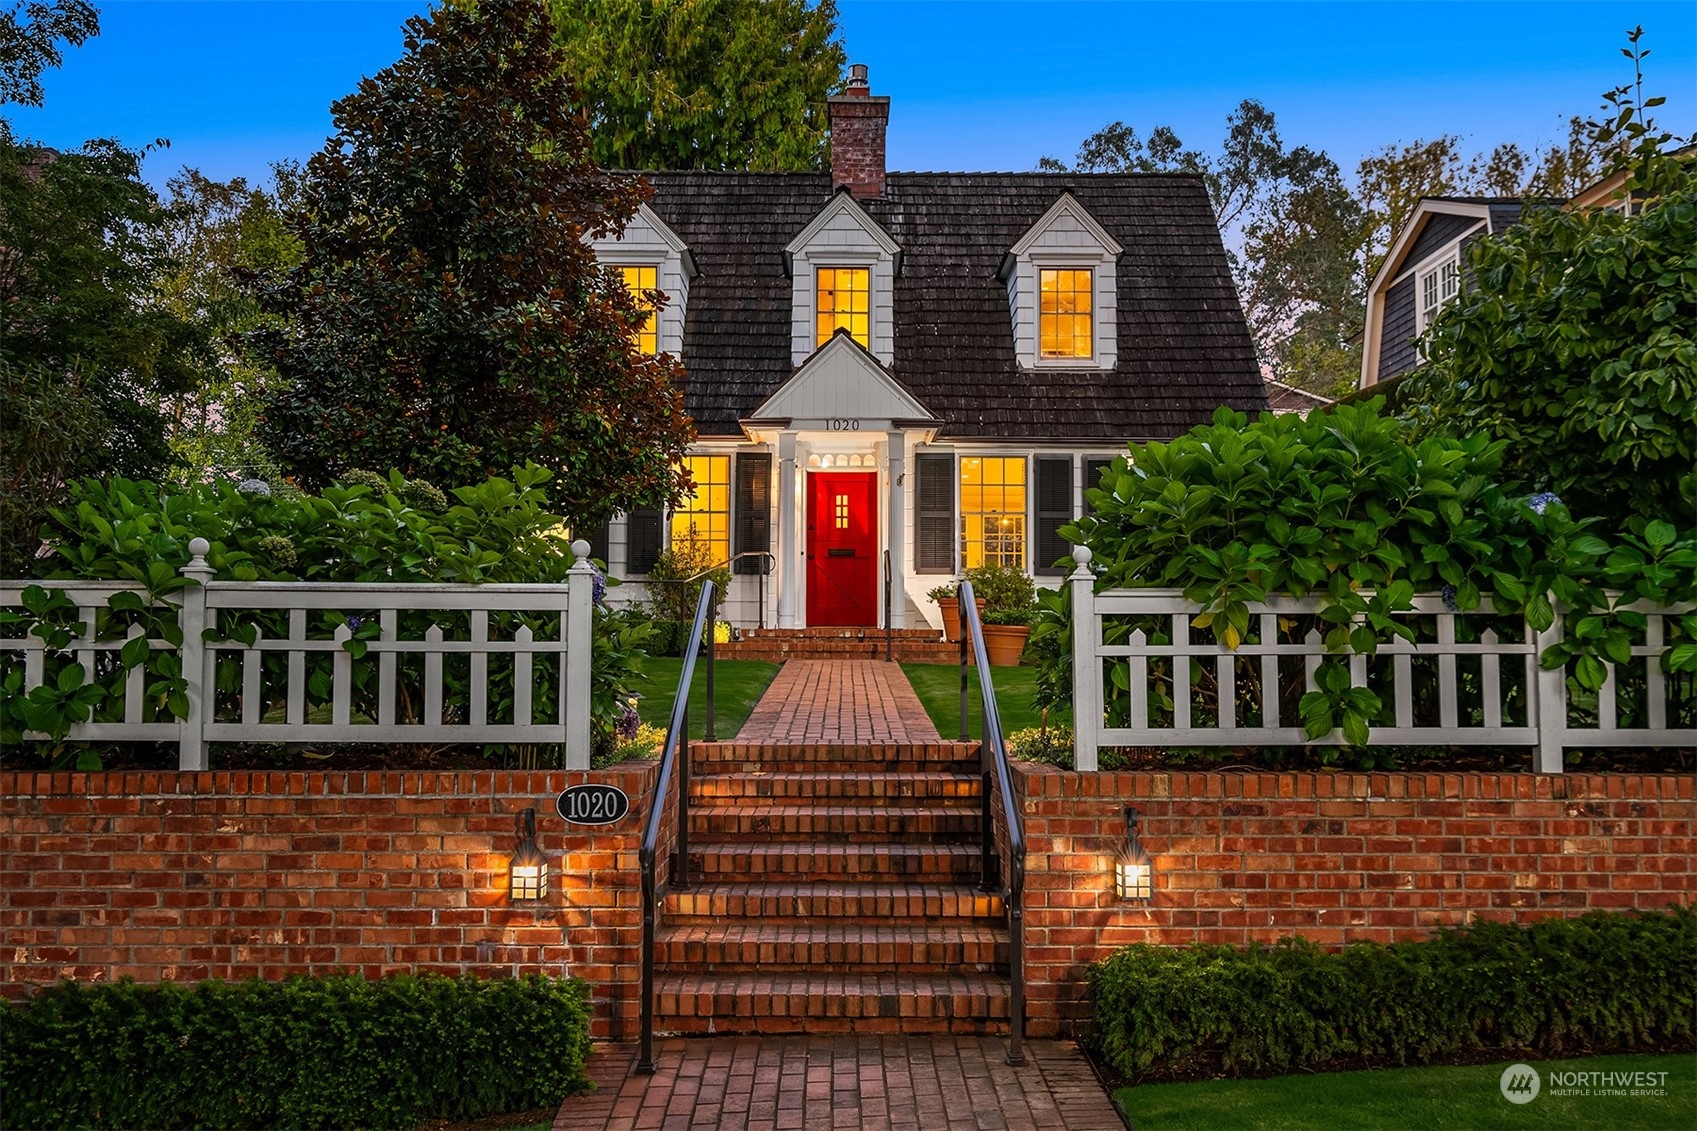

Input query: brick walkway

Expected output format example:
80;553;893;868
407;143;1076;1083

552;1036;1125;1131
737;661;942;744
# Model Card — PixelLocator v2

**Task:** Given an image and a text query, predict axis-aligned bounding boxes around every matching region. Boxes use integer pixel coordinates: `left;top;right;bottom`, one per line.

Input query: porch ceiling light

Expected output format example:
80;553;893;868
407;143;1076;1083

509;808;548;902
1115;808;1153;903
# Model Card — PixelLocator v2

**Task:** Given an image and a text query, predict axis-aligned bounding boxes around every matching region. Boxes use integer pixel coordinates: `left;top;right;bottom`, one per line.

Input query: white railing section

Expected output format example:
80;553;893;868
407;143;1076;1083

1067;548;1696;773
3;538;597;770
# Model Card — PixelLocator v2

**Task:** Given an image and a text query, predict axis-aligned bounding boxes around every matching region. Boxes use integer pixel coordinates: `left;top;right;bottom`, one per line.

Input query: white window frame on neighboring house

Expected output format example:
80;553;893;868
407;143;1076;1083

1416;252;1461;333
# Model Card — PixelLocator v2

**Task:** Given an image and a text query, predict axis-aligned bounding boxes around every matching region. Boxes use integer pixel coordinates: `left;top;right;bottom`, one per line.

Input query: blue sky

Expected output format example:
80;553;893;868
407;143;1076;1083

8;1;1696;190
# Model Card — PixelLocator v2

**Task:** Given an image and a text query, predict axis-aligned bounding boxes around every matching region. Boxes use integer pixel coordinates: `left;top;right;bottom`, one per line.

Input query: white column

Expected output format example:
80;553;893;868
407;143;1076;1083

777;432;799;628
564;540;595;770
176;538;214;771
1069;547;1101;772
885;431;906;629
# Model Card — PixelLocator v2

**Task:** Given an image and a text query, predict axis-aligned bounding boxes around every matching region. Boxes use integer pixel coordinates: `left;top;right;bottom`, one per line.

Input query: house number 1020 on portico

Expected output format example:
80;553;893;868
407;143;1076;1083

826;418;861;431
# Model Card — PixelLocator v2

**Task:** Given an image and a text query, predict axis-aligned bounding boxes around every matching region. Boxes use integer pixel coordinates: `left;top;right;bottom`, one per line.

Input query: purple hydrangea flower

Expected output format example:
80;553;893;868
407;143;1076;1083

346;615;363;631
616;704;640;741
1440;585;1458;612
1528;492;1562;515
237;478;271;498
592;568;607;605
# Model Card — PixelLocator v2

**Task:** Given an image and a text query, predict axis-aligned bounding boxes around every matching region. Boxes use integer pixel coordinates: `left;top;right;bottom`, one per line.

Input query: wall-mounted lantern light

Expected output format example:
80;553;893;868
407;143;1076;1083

509;808;548;902
1115;807;1153;903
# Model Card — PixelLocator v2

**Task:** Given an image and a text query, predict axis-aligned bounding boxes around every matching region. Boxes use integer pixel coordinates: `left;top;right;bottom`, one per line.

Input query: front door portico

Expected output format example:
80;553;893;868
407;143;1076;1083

805;472;878;625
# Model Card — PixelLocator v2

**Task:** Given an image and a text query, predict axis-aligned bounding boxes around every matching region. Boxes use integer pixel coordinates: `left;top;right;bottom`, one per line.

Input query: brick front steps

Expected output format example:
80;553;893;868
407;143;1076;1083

716;627;962;663
654;739;1010;1035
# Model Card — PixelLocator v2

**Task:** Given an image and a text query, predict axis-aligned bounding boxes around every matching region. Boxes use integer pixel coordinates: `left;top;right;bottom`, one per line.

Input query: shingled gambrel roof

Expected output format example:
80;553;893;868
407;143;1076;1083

637;171;1266;439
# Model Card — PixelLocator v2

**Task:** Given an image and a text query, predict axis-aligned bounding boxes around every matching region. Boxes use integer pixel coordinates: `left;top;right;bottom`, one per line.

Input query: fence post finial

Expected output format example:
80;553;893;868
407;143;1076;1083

177;537;215;771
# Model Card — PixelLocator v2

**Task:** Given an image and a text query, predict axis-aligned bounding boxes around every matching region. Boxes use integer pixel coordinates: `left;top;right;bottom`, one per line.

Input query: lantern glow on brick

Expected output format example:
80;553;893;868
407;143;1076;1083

509;808;548;901
1115;807;1153;902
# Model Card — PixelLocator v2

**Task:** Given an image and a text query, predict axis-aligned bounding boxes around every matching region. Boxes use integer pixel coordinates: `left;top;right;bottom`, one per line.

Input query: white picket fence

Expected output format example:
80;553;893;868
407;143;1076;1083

2;539;597;769
1066;549;1696;773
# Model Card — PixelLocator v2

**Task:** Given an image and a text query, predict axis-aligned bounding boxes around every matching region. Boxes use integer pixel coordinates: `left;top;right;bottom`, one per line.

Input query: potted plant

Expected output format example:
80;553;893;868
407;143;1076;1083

964;563;1036;665
927;581;985;643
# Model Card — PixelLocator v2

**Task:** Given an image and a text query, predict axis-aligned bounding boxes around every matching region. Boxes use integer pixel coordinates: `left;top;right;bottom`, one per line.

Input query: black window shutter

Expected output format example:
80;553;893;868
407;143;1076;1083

733;453;772;574
1034;457;1073;576
915;452;954;574
580;521;610;566
626;508;662;575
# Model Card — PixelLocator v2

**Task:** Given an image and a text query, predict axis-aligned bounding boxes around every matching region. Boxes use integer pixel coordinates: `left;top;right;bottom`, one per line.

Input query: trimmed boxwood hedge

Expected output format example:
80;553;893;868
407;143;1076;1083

1089;908;1696;1083
0;972;592;1130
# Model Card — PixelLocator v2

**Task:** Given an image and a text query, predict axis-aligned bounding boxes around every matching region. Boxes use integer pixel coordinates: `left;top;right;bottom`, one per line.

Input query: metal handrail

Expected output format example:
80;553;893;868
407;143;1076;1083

635;580;717;1075
643;551;776;630
957;580;1027;1066
882;549;893;662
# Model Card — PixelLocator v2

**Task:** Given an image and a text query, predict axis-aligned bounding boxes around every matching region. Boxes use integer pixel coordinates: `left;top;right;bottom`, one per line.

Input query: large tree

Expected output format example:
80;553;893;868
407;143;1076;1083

252;0;693;524
1042;101;1365;397
0;0;97;107
545;0;845;171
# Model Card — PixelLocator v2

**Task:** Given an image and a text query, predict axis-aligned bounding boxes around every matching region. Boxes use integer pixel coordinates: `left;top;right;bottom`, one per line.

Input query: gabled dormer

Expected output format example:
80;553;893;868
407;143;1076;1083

999;192;1122;371
589;201;695;357
785;190;901;368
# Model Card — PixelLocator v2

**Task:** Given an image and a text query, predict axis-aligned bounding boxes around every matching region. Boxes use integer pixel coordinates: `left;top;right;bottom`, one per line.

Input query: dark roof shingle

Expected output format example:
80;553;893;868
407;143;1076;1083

640;171;1266;439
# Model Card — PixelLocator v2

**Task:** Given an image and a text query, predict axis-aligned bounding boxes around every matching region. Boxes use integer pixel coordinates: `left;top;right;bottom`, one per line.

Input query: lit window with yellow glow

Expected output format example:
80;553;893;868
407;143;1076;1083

816;267;870;348
1039;269;1093;359
835;494;850;529
960;457;1026;569
670;454;730;563
621;265;658;354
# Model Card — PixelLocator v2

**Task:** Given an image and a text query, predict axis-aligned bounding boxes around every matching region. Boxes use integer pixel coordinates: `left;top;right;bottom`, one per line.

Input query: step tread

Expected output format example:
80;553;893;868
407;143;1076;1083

663;881;1005;920
658;922;1006;946
690;770;982;800
653;971;1010;1017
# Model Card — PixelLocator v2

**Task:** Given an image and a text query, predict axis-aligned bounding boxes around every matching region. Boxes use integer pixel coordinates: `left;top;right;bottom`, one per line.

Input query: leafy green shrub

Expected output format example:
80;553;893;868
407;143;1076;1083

1006;725;1073;766
966;563;1036;627
642;530;728;656
1088;908;1697;1083
1038;401;1697;747
0;972;592;1130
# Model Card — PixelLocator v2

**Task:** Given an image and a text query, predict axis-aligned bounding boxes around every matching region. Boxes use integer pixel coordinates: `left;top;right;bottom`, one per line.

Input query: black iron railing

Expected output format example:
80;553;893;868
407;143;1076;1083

882;549;893;662
635;580;717;1075
643;550;774;738
957;580;1027;1066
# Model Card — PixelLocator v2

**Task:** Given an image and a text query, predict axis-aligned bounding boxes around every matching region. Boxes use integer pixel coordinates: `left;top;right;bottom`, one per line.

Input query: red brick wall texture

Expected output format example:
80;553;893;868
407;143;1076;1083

1012;767;1695;1036
2;767;1690;1041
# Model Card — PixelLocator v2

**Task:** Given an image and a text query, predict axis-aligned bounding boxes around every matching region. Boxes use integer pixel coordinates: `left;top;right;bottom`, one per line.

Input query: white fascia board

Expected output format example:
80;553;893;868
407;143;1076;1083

1009;192;1123;259
784;192;902;264
752;332;936;423
1369;199;1491;296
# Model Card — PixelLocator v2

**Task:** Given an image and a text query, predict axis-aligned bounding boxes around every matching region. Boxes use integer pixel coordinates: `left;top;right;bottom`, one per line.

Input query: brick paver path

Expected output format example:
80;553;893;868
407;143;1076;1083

552;1036;1124;1131
737;661;942;744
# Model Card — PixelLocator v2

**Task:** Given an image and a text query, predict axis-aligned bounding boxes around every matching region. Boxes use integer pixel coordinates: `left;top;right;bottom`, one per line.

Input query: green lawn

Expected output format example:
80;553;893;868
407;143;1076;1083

1115;1052;1696;1130
899;662;1067;739
627;658;779;739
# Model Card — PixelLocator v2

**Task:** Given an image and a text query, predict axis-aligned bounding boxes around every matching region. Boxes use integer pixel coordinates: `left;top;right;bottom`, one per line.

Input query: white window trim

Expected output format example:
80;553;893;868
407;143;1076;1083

1415;250;1461;334
1033;259;1102;367
812;258;878;351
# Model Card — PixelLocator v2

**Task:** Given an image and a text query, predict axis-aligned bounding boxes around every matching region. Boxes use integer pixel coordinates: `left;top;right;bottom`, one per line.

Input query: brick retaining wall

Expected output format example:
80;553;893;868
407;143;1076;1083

3;767;1691;1043
0;766;669;1041
1011;767;1696;1037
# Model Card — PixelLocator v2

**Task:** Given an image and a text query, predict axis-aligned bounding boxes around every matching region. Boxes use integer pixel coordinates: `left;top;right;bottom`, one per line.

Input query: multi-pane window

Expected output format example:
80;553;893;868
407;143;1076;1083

1417;256;1460;331
1039;268;1093;359
620;265;658;354
671;454;730;563
960;456;1026;570
816;267;870;348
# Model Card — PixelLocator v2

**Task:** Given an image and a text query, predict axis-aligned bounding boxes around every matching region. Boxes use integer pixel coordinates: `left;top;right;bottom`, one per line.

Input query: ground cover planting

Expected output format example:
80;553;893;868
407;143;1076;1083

627;657;780;739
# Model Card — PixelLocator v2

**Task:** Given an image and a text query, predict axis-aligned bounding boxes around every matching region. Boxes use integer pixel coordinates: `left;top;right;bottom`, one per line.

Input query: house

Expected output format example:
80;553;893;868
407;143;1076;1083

1357;196;1524;390
589;66;1266;630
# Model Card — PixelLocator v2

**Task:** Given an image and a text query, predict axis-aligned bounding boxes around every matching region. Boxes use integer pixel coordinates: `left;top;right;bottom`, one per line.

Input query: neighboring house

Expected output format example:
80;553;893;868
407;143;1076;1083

1263;378;1334;416
588;66;1266;630
1357;196;1524;390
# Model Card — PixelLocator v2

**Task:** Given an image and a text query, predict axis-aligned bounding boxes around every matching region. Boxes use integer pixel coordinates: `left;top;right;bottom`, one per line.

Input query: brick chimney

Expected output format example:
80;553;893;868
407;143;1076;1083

828;63;889;199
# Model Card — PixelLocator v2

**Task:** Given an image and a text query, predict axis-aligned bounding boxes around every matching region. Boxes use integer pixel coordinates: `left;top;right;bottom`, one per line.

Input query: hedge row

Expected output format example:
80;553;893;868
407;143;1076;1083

1089;908;1696;1083
0;972;592;1130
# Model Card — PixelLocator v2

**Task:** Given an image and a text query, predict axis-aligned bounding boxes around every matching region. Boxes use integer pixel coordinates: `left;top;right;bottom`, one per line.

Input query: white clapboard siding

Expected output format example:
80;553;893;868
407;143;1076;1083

1065;550;1696;772
2;540;597;769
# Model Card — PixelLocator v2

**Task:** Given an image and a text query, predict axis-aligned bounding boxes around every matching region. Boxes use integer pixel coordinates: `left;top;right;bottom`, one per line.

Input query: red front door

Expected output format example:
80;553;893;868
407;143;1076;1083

806;472;878;626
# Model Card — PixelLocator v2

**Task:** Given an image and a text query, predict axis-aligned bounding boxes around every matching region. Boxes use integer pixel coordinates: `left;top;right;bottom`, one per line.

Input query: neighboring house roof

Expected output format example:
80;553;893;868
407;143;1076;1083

638;171;1267;440
1263;378;1334;415
1566;143;1697;211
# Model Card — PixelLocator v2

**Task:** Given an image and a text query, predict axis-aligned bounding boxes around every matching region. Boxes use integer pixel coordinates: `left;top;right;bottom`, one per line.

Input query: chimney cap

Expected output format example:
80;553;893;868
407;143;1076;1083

847;63;869;90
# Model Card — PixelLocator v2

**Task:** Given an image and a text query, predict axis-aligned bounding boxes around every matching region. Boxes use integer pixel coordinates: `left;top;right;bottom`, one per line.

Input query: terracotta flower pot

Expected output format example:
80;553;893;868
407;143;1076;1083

981;623;1031;666
935;596;987;642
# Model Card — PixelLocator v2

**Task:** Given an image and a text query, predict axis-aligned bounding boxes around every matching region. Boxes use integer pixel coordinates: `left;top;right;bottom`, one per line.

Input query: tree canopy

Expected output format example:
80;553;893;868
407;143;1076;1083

545;0;845;171
0;0;97;107
251;0;693;525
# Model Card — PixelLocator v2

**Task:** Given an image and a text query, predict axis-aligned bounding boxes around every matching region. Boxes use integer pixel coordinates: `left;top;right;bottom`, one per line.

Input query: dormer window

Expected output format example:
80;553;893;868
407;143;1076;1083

785;193;900;366
817;267;870;348
588;202;694;358
620;265;659;354
1417;254;1459;332
1003;192;1121;371
1039;268;1093;359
